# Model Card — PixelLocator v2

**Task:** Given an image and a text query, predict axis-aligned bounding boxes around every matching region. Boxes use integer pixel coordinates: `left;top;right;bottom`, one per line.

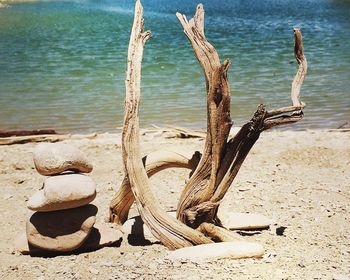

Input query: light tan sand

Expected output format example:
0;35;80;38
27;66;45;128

0;129;349;279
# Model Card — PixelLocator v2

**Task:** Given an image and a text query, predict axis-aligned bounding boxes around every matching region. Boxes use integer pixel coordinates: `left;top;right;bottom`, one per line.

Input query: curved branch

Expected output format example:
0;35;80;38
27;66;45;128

263;28;307;129
109;150;201;224
292;28;307;107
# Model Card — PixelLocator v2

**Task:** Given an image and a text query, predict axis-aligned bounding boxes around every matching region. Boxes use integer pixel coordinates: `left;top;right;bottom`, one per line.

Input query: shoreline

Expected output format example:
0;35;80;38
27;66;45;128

1;126;349;146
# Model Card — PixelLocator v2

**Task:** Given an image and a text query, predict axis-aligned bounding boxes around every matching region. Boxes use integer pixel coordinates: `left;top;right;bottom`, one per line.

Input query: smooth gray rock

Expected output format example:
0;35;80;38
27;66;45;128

27;173;96;212
33;143;92;176
26;204;97;252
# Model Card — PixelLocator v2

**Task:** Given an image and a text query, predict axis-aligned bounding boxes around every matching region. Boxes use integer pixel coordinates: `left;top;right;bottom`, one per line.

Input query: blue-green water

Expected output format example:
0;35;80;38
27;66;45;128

0;0;349;133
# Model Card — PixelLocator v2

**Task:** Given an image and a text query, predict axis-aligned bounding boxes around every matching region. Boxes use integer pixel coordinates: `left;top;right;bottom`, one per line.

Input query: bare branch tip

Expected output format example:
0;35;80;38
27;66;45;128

197;3;204;11
135;0;143;10
142;30;152;42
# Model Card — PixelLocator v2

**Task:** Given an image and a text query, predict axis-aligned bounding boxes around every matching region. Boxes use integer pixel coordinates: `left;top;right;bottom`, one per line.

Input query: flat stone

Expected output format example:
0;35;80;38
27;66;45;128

122;215;153;238
27;174;96;212
82;223;123;250
220;212;272;230
33;143;92;176
15;223;122;255
26;204;97;252
167;241;264;262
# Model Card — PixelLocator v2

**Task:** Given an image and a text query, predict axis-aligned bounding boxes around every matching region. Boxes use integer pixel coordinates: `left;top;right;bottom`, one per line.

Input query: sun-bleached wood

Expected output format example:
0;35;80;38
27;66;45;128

174;8;307;229
109;150;200;224
113;1;307;251
121;0;211;250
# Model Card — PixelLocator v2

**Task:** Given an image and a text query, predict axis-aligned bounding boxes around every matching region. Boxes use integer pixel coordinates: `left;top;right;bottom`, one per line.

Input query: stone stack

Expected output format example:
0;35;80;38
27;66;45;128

22;143;99;253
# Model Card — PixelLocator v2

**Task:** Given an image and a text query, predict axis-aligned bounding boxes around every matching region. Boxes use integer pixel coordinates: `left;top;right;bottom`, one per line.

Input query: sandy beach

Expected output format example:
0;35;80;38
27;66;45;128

0;129;349;279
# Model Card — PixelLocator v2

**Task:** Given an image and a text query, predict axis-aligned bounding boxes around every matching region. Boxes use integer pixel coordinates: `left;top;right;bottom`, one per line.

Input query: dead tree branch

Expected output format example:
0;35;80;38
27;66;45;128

121;0;211;250
109;150;201;224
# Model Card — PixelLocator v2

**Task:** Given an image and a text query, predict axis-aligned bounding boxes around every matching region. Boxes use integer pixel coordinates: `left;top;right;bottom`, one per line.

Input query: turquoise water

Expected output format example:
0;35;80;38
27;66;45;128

0;0;349;133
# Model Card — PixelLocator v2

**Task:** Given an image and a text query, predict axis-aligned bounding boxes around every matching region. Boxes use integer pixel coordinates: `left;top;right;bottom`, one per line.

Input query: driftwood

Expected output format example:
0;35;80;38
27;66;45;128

140;125;206;139
109;149;201;224
121;0;211;250
0;129;57;137
0;133;97;145
329;128;350;132
111;1;307;250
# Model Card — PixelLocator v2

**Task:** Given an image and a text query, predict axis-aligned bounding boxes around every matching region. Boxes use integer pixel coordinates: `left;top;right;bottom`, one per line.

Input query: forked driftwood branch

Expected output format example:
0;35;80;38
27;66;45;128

111;1;307;250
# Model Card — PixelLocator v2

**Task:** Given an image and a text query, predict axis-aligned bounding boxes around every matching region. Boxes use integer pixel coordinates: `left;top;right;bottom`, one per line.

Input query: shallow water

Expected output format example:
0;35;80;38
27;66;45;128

0;0;349;133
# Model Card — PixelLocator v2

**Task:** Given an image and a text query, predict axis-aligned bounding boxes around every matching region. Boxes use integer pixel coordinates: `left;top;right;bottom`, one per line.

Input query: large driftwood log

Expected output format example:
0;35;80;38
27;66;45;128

112;1;307;250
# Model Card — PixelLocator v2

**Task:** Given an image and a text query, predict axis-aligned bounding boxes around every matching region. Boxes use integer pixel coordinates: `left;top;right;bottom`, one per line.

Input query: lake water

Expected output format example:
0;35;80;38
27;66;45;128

0;0;349;133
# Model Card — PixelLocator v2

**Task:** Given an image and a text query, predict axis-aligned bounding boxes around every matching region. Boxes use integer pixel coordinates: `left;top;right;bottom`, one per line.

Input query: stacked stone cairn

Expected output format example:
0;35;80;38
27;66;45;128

16;143;122;255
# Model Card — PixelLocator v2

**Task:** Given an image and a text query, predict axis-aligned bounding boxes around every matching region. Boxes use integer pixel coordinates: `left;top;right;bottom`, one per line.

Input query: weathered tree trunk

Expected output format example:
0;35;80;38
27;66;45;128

175;7;307;229
111;1;307;250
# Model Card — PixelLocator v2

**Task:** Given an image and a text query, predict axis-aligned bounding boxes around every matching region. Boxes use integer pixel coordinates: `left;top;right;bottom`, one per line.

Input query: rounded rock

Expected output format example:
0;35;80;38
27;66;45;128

33;143;93;176
26;204;97;252
16;223;122;255
27;174;96;212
